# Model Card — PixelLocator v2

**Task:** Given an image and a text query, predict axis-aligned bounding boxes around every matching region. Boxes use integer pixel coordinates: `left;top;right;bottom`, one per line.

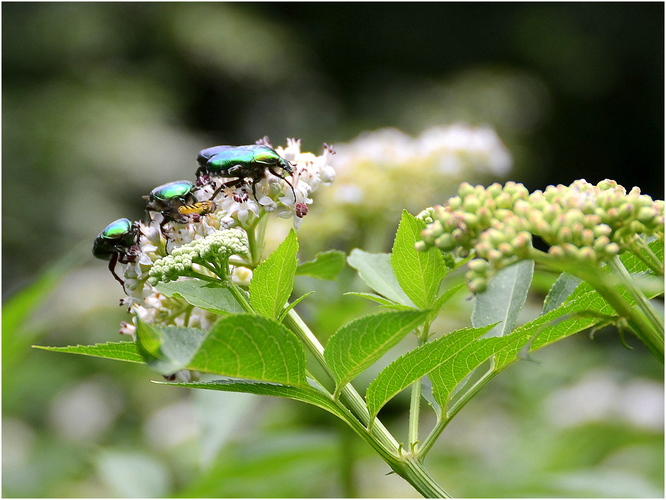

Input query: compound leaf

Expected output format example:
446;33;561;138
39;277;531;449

324;309;429;396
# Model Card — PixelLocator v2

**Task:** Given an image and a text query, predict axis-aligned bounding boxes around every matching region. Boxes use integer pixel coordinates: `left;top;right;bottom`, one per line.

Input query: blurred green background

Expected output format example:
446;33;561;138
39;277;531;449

3;3;663;497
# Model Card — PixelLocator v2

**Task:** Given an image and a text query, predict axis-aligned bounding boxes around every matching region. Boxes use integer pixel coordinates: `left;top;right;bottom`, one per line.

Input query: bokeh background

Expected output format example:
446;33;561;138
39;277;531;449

3;3;663;497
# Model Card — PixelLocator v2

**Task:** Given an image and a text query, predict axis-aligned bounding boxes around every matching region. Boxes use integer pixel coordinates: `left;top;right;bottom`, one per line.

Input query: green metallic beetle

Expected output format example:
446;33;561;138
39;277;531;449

144;180;198;232
196;144;296;201
92;218;140;288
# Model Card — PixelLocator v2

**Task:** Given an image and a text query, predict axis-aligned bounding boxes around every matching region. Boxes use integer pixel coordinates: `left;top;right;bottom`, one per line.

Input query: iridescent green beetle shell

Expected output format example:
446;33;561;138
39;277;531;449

146;180;195;212
92;218;135;260
196;145;293;178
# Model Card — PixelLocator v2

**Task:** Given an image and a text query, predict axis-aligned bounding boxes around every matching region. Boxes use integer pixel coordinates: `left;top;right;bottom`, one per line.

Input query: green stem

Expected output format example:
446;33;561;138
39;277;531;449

409;326;430;451
575;271;662;360
228;281;253;312
419;366;498;459
283;310;401;453
393;457;452;498
338;420;358;498
528;249;664;361
408;378;422;451
609;255;665;335
328;388;451;498
245;214;268;267
629;239;664;275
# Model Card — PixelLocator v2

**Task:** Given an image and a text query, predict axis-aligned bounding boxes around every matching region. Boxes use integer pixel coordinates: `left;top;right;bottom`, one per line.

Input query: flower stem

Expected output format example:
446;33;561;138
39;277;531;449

608;255;664;335
409;327;429;451
528;248;664;361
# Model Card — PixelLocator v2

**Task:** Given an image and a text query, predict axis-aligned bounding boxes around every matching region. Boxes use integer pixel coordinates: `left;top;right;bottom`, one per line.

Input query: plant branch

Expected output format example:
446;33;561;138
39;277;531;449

527;248;664;361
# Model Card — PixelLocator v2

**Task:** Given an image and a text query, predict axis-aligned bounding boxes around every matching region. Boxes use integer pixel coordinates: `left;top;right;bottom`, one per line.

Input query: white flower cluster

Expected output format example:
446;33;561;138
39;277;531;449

194;138;336;230
148;229;249;285
333;125;511;179
109;139;335;339
317;125;511;218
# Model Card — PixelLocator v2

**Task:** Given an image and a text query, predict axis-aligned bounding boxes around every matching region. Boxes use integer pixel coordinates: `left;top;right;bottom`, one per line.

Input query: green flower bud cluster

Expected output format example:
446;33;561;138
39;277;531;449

148;229;249;285
415;207;435;225
417;179;664;293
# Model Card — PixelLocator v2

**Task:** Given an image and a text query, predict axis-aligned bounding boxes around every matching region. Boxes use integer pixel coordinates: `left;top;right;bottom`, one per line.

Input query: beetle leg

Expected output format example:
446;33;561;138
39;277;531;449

210;178;244;200
268;167;297;202
107;252;127;291
159;216;172;241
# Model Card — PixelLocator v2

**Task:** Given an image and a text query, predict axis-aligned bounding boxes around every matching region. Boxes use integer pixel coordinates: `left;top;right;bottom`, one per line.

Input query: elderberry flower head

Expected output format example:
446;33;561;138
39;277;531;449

417;179;664;293
94;138;334;342
148;229;248;285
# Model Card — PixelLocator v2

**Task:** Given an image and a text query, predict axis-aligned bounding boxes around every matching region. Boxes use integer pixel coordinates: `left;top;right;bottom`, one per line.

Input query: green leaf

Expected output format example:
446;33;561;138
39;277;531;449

33;342;144;364
250;229;298;320
623;238;664;274
428;328;529;411
366;325;495;419
278;291;314;323
493;239;665;369
347;249;415;306
472;259;534;337
188;314;307;386
345;292;399;306
421;376;443;420
324;309;429;396
136;322;207;375
296;250;346;280
156;281;244;315
158;379;344;419
391;210;446;309
542;272;582;314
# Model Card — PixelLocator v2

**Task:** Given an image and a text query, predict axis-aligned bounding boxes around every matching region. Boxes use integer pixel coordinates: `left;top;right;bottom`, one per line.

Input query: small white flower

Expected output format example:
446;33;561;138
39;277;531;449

258;195;277;212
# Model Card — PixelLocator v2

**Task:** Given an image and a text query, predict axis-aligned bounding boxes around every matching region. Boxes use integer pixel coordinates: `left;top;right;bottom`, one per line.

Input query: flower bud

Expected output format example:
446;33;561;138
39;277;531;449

458;182;475;198
467;258;489;273
578;247;597;264
434;233;456;251
468;276;488;294
463;194;481;212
